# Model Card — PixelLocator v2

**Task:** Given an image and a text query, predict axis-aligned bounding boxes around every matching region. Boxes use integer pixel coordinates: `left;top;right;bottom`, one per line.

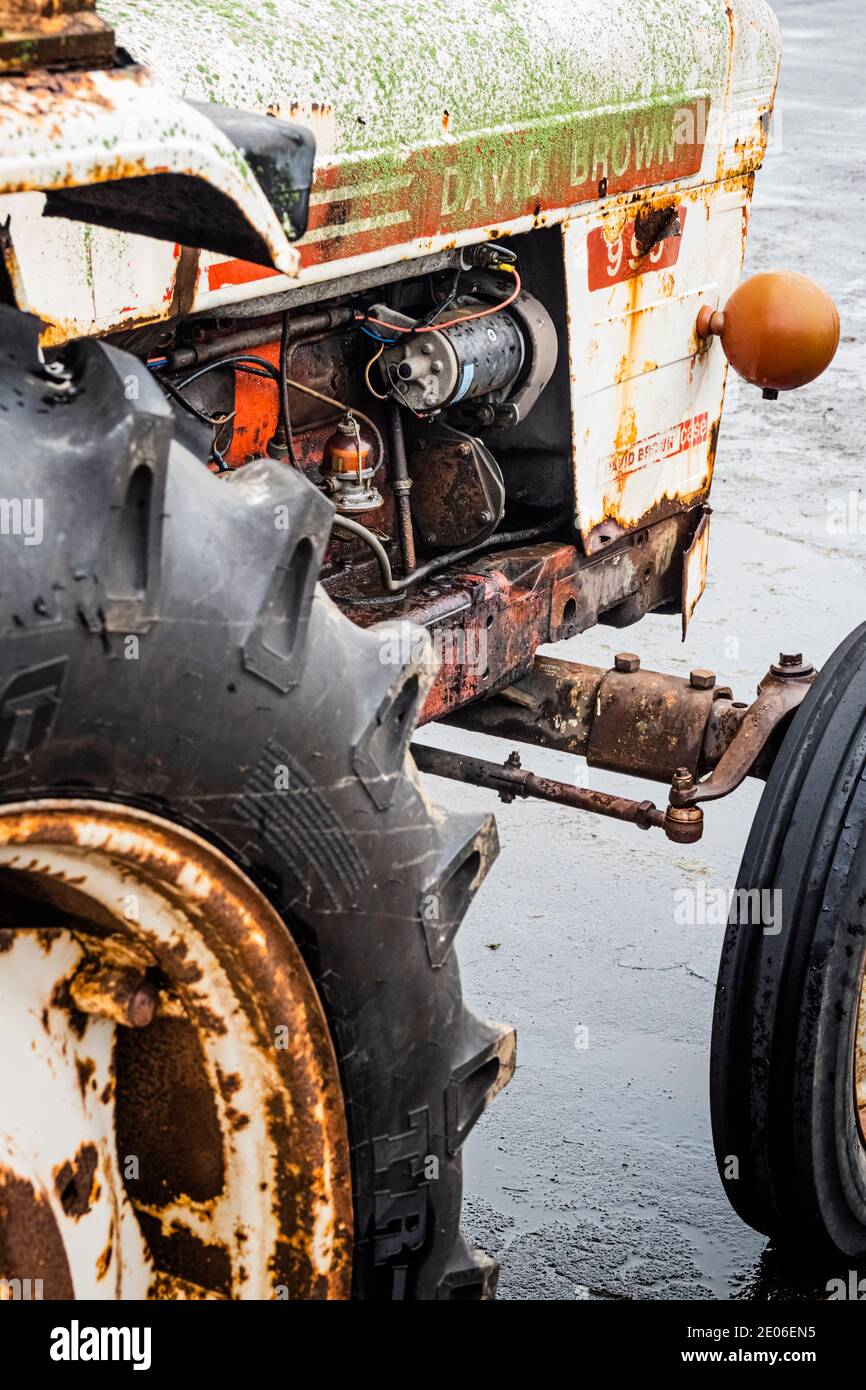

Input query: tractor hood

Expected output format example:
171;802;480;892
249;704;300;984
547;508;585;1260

101;0;782;272
102;0;780;162
0;0;782;342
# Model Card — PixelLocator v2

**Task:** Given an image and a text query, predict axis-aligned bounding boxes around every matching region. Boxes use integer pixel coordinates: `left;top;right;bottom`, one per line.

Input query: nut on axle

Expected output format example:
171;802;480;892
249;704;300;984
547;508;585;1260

662;767;704;844
70;961;158;1029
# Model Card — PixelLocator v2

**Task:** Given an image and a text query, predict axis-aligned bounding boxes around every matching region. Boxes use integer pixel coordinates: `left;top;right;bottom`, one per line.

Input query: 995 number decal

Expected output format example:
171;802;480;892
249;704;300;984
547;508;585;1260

587;207;687;291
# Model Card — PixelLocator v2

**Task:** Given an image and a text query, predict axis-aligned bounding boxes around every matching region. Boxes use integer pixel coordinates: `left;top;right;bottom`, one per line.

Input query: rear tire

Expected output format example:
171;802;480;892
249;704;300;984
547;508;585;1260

0;309;514;1299
711;622;866;1256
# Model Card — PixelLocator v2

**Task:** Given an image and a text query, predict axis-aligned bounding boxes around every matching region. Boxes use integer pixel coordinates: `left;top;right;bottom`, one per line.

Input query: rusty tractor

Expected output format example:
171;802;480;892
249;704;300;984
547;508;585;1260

0;0;854;1301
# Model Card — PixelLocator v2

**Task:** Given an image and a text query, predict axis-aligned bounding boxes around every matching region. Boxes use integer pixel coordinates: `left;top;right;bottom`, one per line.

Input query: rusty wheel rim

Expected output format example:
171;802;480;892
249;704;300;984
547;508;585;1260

0;800;352;1300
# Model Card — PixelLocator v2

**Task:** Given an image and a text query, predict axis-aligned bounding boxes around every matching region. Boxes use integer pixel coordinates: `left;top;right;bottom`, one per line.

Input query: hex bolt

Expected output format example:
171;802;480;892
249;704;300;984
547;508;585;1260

671;766;695;793
457;442;472;457
614;652;640;673
771;651;814;679
497;750;523;804
421;341;434;356
690;668;716;690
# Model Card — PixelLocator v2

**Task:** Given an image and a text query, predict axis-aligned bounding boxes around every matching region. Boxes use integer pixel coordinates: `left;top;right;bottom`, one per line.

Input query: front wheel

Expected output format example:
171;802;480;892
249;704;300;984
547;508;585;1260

711;622;866;1256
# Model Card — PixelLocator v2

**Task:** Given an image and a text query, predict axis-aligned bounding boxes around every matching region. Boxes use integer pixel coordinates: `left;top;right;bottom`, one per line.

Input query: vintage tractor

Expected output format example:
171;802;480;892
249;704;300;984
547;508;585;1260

0;0;852;1302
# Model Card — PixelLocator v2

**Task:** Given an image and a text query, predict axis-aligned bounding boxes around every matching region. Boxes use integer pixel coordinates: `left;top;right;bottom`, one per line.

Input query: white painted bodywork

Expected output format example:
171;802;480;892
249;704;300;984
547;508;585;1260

564;179;753;547
0;0;782;574
0;60;302;316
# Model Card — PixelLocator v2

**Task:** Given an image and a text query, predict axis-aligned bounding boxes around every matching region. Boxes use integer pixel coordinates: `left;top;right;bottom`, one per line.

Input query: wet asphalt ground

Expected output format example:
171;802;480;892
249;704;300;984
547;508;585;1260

415;0;866;1300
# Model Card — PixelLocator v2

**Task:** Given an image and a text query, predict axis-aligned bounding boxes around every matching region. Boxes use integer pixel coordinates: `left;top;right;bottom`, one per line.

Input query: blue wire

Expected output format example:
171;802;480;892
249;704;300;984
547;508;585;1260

358;325;400;345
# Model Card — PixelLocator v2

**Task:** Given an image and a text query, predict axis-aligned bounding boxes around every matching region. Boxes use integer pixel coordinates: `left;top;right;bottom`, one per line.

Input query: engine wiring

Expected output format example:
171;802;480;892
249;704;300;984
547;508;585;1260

151;257;517;483
152;351;385;473
364;340;390;401
144;258;556;591
357;265;521;337
360;263;516;408
151;257;519;467
154;371;235;429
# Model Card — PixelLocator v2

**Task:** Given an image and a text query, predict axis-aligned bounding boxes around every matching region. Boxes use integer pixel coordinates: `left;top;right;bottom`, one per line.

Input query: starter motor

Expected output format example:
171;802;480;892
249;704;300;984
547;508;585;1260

373;284;557;421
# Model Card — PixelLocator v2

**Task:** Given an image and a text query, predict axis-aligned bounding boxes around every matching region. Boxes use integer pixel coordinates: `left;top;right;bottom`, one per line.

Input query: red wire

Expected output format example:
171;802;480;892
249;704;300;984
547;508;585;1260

360;268;521;335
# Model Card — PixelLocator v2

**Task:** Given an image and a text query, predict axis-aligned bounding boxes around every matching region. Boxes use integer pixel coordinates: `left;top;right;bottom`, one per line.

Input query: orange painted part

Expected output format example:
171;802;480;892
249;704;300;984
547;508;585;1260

715;271;840;392
295;99;708;271
206;99;708;290
586;207;687;292
224;338;281;466
208;259;281;292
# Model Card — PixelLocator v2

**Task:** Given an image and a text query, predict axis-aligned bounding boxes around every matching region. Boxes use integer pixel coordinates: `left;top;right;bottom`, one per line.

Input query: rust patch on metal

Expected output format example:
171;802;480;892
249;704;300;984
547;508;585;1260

75;1054;95;1098
95;1227;113;1281
116;1016;226;1206
0;1165;75;1298
167;244;201;321
326;511;700;722
589;663;717;782
53;1141;99;1218
0;2;114;75
136;1209;232;1299
682;506;711;637
49;975;89;1038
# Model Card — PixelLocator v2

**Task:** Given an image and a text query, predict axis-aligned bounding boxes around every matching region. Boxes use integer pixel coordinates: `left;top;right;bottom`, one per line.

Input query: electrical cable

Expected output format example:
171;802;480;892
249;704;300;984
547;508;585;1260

279;312;298;464
420;267;463;326
154;372;235;427
175;353;281;390
364;340;390;401
359;325;400;345
159;351;387;471
359;267;521;337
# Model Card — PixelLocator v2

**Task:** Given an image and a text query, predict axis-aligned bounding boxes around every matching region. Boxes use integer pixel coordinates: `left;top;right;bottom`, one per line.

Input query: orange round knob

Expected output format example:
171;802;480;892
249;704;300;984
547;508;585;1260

697;271;840;394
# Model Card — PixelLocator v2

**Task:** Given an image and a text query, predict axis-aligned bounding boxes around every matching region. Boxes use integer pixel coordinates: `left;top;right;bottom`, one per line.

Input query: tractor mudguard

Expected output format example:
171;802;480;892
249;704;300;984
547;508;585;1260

0;62;313;274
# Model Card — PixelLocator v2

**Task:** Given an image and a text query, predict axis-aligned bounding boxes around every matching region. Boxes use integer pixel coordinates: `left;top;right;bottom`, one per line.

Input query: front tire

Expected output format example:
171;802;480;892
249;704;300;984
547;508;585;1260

711;622;866;1256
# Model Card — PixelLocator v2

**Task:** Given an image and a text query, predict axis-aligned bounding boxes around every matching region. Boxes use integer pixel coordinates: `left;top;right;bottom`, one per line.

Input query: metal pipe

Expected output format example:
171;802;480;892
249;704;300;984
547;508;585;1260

386;399;416;574
412;743;675;833
331;511;568;594
164;306;354;371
